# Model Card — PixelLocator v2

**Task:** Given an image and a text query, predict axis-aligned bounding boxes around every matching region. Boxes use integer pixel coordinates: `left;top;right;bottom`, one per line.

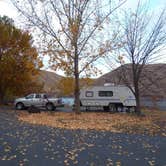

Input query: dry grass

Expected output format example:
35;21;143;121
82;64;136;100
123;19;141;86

17;109;166;136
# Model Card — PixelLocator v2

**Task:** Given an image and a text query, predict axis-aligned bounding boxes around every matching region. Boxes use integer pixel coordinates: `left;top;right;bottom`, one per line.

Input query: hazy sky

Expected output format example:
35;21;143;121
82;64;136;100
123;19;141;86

0;0;166;76
0;0;165;18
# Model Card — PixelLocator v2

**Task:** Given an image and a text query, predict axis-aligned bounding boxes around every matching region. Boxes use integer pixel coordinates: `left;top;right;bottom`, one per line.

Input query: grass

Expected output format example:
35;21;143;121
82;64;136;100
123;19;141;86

17;109;166;136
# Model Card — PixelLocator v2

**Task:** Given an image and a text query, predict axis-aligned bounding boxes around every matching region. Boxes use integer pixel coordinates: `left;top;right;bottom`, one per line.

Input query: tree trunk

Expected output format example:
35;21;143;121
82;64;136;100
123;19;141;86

134;85;141;115
132;64;141;115
74;73;80;114
74;51;80;114
0;92;4;105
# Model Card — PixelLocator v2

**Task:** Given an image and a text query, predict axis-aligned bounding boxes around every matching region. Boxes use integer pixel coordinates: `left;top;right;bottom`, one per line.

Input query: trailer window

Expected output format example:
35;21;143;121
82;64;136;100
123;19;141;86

99;91;113;97
85;91;93;97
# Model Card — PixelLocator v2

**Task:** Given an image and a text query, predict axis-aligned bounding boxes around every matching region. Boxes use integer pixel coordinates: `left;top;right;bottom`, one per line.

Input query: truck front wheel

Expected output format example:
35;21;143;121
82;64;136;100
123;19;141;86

16;102;24;110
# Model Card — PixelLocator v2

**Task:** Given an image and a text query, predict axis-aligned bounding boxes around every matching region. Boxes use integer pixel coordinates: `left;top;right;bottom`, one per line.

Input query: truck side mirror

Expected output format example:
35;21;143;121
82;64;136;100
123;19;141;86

43;95;47;99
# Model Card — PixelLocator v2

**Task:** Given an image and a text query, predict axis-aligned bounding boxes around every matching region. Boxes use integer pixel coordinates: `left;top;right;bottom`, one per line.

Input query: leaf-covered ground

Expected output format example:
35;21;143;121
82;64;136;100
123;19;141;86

17;109;166;137
0;108;166;166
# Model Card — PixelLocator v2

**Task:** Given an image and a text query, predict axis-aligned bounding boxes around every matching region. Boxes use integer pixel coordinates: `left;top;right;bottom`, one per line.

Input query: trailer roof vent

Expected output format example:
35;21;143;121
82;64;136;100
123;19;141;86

104;83;115;86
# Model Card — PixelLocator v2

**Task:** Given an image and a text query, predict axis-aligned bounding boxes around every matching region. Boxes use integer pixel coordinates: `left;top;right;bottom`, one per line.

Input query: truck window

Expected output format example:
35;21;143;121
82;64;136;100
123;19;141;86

98;91;113;97
85;91;93;97
26;94;34;99
36;94;42;98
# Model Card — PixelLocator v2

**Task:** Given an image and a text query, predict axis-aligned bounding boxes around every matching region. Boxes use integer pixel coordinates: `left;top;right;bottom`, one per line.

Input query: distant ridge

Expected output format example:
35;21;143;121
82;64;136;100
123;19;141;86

95;63;166;99
36;64;166;99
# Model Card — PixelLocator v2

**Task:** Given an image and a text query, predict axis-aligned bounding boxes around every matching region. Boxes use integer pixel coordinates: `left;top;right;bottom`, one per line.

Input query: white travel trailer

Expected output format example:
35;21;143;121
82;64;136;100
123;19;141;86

80;84;136;111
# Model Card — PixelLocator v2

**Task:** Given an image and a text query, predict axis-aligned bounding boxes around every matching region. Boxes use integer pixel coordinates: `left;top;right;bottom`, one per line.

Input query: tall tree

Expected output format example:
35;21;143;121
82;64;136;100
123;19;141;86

0;16;43;103
105;1;166;114
12;0;126;113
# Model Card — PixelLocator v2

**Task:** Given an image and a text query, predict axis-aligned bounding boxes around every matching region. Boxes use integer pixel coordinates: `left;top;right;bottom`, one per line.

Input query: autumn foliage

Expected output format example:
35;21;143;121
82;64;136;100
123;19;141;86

0;16;43;103
56;77;94;97
18;109;166;137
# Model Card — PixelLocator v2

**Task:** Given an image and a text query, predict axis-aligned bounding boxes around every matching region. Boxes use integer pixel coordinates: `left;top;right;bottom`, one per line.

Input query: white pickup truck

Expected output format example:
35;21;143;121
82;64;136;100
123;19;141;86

14;93;63;111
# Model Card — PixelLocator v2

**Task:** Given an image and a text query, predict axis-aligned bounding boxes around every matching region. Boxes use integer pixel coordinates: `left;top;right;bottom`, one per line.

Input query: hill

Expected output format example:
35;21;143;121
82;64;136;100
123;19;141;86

95;64;166;99
36;70;95;95
36;70;63;92
36;64;166;99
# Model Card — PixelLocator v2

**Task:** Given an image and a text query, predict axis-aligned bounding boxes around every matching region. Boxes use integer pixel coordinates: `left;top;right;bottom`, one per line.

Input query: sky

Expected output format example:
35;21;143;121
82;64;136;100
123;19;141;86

0;0;166;76
0;0;165;22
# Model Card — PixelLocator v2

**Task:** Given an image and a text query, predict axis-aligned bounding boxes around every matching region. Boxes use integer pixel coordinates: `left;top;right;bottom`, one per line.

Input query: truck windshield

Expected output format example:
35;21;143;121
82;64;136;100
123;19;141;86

26;94;34;99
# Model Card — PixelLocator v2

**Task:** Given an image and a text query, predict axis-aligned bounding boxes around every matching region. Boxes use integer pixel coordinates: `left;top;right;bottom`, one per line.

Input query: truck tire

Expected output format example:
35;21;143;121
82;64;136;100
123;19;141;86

16;102;24;110
46;103;55;111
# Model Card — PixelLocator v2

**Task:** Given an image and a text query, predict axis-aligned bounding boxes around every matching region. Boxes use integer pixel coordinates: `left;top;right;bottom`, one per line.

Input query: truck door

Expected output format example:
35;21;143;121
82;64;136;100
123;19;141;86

24;94;35;106
32;94;43;107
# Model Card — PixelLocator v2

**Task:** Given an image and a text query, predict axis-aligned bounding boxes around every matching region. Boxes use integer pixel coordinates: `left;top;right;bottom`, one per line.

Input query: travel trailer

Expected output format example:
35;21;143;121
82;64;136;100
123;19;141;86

80;84;136;112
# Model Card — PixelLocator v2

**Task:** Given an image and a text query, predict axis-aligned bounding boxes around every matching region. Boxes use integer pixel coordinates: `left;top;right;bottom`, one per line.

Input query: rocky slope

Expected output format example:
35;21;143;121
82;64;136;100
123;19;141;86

37;70;63;92
95;64;166;99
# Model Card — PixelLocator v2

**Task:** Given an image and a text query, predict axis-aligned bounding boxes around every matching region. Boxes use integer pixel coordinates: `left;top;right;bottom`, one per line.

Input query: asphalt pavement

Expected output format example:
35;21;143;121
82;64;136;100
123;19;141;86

0;107;166;166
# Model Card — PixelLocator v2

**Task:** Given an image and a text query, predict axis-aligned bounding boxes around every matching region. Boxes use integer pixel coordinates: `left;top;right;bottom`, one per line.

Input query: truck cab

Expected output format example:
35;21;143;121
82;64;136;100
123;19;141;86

14;93;63;111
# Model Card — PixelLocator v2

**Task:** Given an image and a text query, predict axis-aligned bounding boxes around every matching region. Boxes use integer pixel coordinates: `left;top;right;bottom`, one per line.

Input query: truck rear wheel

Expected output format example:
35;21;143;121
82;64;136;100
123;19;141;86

46;103;55;111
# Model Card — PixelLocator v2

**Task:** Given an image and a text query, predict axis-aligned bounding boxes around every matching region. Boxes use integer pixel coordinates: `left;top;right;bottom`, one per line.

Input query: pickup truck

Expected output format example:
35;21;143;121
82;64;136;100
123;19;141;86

14;93;63;111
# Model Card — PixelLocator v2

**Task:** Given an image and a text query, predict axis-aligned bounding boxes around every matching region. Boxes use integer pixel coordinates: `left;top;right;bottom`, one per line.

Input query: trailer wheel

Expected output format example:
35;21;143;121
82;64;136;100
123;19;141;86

109;104;116;112
129;107;135;113
117;106;123;112
103;106;109;111
85;106;90;111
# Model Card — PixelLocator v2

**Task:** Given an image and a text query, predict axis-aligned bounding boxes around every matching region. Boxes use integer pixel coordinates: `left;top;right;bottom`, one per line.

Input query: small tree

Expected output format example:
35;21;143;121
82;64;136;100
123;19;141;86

0;16;43;103
106;1;166;114
12;0;126;113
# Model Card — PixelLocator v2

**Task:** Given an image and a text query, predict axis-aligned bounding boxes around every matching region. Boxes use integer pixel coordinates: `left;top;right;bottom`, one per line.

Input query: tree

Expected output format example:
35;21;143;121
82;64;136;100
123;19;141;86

56;77;94;97
0;16;43;103
12;0;126;113
105;1;166;114
57;77;74;97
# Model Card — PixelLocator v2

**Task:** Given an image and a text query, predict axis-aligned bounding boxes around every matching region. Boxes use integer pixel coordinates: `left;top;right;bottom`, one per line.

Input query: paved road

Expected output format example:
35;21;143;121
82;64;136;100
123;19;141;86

0;108;166;166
